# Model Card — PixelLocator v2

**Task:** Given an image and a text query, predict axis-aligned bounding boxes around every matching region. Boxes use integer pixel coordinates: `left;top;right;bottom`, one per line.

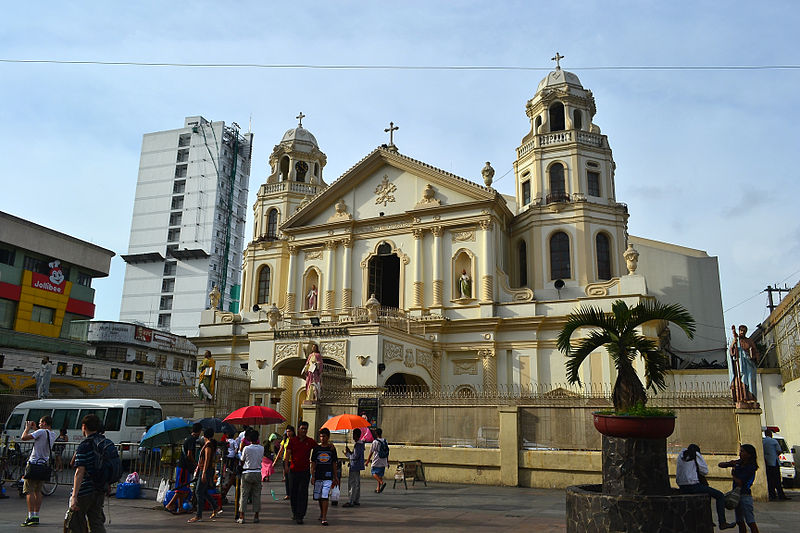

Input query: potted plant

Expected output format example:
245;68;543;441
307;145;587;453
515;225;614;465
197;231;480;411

557;299;695;438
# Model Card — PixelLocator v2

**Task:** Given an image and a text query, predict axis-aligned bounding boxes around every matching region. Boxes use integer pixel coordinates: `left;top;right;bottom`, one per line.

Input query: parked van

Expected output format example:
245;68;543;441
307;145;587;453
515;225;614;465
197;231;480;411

2;399;163;459
763;426;796;487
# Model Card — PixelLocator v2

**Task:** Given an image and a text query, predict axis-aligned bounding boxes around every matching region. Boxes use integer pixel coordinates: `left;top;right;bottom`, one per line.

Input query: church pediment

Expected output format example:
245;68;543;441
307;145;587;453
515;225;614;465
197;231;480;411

281;147;501;230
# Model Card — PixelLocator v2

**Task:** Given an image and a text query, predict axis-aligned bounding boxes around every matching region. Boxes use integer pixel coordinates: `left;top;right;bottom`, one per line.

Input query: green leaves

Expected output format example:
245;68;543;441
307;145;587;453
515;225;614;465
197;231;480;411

557;299;696;411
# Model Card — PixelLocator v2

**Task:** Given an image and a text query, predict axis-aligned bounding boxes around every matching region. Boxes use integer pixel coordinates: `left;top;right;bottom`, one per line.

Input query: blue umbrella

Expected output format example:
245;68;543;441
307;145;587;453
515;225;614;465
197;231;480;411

140;418;191;448
195;417;236;436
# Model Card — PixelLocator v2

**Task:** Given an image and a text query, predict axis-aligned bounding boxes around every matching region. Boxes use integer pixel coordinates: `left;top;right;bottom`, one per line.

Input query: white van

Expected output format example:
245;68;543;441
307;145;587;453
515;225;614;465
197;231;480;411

2;399;163;459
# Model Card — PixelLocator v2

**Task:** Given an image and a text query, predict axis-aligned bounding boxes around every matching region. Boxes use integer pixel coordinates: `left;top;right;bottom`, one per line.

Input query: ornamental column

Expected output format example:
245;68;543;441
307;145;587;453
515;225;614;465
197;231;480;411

431;226;443;310
481;348;497;390
479;219;495;304
286;245;298;315
278;374;293;428
412;229;424;311
340;239;353;315
324;241;337;316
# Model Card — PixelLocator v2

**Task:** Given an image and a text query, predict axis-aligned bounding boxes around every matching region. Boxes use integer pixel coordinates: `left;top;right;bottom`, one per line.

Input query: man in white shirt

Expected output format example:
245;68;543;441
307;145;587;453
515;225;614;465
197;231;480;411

21;415;57;527
675;444;733;530
238;429;264;524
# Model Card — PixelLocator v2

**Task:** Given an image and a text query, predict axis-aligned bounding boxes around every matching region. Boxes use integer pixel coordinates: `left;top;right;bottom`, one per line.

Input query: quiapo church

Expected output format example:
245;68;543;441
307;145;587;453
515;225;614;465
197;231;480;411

195;59;728;428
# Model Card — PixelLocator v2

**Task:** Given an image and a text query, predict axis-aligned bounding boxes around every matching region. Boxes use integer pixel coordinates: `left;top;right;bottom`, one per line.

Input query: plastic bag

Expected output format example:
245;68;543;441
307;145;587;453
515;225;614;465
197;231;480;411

724;487;741;510
126;472;140;484
156;479;169;503
330;485;340;502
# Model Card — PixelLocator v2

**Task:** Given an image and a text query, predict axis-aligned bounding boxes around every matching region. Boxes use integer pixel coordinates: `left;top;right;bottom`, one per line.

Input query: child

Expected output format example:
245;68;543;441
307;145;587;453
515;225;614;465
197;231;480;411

342;428;365;508
719;444;760;533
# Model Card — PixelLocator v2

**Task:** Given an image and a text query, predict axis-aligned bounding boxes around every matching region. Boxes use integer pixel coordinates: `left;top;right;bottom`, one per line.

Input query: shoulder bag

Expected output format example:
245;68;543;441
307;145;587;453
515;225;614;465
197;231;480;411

724;486;741;509
24;431;53;481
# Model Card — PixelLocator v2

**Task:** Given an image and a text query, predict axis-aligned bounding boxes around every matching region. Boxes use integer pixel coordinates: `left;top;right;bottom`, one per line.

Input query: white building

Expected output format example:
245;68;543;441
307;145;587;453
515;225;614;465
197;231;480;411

195;65;728;425
120;116;253;337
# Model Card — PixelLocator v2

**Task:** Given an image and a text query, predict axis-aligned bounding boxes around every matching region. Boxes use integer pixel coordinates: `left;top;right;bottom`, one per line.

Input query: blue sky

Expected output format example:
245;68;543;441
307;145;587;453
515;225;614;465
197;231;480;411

1;1;798;340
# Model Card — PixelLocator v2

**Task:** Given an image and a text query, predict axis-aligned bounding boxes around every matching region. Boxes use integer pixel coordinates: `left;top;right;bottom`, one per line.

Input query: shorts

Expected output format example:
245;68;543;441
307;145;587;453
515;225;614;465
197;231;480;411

735;494;755;524
22;478;43;495
371;466;385;477
313;479;333;500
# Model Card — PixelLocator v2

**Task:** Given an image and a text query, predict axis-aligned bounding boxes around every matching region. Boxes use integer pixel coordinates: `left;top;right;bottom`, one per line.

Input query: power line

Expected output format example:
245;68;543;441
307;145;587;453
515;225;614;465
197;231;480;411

2;59;800;71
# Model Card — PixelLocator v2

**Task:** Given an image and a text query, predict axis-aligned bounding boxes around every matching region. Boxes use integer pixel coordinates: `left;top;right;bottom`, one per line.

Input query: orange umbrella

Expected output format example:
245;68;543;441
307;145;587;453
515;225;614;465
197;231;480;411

321;414;371;431
224;405;285;425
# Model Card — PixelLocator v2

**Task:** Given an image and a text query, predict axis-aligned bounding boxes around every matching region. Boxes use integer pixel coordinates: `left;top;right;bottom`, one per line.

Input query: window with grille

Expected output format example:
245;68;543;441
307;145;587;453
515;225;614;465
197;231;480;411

550;232;571;280
522;181;531;205
257;266;271;304
267;209;278;239
31;305;55;325
596;233;612;280
587;171;601;197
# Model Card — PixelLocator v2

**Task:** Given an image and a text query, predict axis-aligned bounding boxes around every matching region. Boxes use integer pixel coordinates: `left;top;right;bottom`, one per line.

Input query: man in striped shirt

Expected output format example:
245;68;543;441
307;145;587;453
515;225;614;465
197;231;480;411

65;414;106;533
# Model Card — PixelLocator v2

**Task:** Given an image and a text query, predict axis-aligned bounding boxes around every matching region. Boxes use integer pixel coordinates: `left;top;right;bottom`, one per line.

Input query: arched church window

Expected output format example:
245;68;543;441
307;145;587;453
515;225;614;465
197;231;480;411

549;102;565;132
257;266;271;304
279;156;290;181
377;242;392;256
596;233;612;281
518;240;528;286
573;109;583;130
266;209;278;240
548;163;567;203
550;232;571;280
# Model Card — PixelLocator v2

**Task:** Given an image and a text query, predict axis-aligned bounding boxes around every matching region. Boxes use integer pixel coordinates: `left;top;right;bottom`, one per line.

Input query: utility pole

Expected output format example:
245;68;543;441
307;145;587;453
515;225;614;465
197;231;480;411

765;284;792;314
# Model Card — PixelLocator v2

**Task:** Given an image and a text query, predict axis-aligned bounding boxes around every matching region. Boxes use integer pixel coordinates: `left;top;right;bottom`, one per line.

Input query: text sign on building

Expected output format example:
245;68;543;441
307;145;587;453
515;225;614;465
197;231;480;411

30;260;67;294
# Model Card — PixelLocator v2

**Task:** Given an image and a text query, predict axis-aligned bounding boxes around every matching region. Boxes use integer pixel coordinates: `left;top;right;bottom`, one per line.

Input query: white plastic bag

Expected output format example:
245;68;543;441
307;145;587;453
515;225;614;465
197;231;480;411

156;479;169;503
330;485;340;502
126;472;140;484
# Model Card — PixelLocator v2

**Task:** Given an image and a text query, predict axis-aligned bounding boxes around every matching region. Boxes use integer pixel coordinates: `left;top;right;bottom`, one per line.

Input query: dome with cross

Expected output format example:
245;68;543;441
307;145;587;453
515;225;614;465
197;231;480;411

280;125;319;153
536;52;584;93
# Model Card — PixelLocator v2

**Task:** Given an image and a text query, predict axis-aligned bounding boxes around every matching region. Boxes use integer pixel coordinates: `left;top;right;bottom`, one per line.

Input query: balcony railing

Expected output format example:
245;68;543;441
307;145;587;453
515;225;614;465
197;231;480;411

516;129;607;158
546;192;570;204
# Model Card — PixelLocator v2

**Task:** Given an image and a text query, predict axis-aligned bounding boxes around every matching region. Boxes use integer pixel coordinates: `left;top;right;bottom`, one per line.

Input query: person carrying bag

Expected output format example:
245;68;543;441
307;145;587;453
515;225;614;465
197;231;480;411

21;416;56;527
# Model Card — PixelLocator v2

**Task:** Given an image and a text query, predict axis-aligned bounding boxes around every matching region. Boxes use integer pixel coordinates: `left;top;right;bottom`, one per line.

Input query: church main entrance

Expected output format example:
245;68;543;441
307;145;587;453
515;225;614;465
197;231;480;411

368;242;400;308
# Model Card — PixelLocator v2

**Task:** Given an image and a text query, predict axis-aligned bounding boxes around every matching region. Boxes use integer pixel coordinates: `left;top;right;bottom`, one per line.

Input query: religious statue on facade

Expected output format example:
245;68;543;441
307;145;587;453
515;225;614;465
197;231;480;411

306;284;318;310
197;350;216;402
302;343;323;402
459;269;472;299
481;162;495;187
729;325;760;406
209;285;221;310
34;356;52;399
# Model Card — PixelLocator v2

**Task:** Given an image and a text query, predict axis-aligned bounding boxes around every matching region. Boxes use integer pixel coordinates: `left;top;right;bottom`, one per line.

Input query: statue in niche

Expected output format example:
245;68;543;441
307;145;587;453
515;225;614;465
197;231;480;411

459;269;472;299
302;342;323;402
306;284;318;310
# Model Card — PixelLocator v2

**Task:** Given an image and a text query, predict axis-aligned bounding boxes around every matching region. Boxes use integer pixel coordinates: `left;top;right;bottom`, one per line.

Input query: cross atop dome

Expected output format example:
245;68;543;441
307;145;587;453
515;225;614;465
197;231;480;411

551;52;564;70
296;111;306;127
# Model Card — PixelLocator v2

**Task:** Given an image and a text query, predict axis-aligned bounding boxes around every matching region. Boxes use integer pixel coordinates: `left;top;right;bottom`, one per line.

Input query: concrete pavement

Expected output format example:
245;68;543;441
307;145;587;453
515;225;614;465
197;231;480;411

2;480;798;532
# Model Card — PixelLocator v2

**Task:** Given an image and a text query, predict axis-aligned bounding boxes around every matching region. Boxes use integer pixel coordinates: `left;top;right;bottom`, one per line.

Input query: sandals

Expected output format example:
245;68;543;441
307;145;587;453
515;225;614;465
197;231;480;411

321;520;329;526
379;482;387;493
187;517;201;523
210;510;223;519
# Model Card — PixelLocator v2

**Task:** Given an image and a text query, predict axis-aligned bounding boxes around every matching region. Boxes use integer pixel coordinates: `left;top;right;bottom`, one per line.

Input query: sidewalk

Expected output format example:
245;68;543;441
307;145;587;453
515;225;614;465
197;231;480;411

2;481;798;532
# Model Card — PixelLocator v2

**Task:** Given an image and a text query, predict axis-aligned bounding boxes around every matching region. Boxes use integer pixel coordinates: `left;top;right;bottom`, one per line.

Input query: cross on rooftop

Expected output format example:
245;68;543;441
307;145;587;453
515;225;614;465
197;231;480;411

384;121;399;145
296;112;306;127
551;52;564;69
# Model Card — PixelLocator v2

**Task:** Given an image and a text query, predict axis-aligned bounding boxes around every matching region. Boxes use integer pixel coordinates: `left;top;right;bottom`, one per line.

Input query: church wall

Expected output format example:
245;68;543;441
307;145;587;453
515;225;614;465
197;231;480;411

630;236;727;364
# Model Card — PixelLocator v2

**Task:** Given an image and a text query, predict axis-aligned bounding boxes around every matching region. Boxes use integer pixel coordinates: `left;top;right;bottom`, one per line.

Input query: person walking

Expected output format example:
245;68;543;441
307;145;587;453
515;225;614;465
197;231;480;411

20;415;57;527
342;428;365;508
762;429;790;501
188;428;222;523
285;421;316;524
276;425;295;500
65;414;108;533
311;428;339;526
676;444;734;530
238;429;264;524
366;427;389;493
719;444;760;533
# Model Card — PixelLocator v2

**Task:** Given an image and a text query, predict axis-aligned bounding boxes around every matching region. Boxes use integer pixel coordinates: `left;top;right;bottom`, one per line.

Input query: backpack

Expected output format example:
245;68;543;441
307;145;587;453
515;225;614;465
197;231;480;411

91;435;122;491
377;438;390;459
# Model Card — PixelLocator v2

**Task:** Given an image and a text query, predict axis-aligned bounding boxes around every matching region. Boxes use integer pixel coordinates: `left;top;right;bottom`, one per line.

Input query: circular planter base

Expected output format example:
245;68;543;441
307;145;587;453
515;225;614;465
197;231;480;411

593;414;676;439
566;484;713;533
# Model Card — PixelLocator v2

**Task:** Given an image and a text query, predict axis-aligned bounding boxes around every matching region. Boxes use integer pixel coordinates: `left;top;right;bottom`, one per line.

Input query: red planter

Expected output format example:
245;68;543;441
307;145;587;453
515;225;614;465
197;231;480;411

593;413;676;439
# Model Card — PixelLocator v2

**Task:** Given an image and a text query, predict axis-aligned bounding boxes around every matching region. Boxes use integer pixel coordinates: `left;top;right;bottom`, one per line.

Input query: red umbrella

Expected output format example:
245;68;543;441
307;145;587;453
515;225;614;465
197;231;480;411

224;406;285;425
321;414;371;431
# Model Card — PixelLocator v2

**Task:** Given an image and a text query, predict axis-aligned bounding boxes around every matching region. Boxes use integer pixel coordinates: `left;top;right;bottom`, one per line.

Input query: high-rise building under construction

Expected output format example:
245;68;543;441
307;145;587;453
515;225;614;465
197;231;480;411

120;116;253;337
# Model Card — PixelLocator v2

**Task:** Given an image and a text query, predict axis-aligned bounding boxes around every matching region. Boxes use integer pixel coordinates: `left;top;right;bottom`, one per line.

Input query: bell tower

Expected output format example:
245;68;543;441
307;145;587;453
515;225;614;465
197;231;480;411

242;115;328;313
514;54;616;211
510;55;628;296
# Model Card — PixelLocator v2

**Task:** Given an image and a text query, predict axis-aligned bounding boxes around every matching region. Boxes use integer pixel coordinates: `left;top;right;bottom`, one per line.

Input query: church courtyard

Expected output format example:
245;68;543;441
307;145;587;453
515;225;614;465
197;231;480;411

4;482;799;532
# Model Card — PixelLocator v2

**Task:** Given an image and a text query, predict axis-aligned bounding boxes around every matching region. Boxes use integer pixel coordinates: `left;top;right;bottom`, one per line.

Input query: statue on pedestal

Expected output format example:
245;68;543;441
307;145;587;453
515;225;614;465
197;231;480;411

306;285;318;311
197;350;216;402
209;285;221;310
302;343;323;402
34;356;52;399
459;269;472;299
729;324;760;406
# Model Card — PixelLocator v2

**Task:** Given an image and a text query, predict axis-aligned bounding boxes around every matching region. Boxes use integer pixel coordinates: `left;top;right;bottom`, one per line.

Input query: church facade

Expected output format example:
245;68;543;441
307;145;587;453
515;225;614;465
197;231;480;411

195;65;727;423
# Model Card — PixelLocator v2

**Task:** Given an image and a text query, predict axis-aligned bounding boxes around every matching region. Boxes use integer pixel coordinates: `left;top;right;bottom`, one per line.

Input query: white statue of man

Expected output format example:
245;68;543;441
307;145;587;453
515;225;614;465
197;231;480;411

35;357;53;399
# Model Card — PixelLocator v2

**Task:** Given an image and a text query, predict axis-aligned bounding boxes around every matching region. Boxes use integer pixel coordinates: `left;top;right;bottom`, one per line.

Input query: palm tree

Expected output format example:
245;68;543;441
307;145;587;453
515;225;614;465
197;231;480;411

557;299;696;413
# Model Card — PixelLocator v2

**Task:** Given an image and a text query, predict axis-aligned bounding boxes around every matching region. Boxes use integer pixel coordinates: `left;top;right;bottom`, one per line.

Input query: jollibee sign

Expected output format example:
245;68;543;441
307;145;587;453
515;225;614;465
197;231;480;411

31;260;66;294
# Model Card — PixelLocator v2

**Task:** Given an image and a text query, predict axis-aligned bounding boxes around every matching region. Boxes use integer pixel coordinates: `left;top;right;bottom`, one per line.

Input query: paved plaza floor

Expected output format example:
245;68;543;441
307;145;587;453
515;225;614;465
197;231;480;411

2;480;799;532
